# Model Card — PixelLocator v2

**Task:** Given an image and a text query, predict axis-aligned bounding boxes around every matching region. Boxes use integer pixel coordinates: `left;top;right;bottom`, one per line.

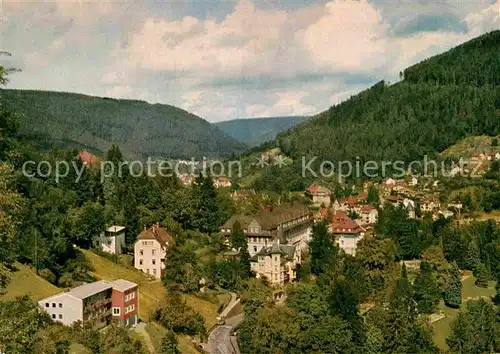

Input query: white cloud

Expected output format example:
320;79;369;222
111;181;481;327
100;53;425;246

2;0;499;121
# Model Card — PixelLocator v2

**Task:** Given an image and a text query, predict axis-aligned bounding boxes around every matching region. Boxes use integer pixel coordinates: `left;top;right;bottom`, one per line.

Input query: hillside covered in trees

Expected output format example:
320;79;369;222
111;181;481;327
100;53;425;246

277;30;500;163
1;89;247;159
215;116;308;146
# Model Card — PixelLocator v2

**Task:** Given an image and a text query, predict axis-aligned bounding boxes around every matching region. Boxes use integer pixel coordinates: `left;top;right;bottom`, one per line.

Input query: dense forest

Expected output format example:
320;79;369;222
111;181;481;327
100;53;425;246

215;116;308;146
0;89;247;159
277;30;500;163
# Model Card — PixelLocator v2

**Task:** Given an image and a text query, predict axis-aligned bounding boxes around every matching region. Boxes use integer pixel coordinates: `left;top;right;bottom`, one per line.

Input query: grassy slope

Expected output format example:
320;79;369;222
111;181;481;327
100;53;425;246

440;135;499;157
431;275;497;350
0;263;61;301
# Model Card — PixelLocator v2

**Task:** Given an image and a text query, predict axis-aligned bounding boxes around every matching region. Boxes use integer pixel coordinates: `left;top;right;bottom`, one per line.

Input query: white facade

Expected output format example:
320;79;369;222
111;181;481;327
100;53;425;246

250;245;300;286
336;234;364;256
134;239;166;279
95;226;126;254
38;293;83;326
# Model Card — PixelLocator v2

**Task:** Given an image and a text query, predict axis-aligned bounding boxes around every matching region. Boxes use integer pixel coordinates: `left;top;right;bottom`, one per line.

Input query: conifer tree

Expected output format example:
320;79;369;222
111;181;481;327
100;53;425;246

474;262;489;288
384;264;417;352
413;261;440;314
465;240;480;271
444;262;462;308
309;221;335;276
231;221;251;278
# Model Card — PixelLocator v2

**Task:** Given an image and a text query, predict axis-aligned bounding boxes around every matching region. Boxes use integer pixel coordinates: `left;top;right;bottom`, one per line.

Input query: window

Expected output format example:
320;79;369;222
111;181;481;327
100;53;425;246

139;259;143;265
52;314;56;319
52;303;56;308
274;256;278;262
45;303;49;308
59;303;62;308
253;246;257;252
146;269;150;274
153;269;157;275
152;249;156;256
152;259;156;265
58;314;63;319
113;307;120;315
139;249;144;256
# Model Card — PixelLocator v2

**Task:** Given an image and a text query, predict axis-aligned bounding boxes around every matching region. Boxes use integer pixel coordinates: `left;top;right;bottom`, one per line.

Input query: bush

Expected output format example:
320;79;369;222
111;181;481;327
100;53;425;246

39;268;57;284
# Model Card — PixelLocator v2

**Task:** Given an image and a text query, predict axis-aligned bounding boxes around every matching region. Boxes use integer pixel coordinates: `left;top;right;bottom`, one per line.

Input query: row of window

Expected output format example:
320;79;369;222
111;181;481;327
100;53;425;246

125;292;136;302
125;304;135;314
139;259;157;265
140;241;155;246
139;248;157;256
52;313;63;320
45;302;63;308
145;268;158;275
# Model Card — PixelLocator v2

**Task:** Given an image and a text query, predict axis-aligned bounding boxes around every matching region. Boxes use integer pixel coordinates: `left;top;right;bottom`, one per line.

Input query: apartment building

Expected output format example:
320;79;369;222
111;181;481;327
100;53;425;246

38;279;138;329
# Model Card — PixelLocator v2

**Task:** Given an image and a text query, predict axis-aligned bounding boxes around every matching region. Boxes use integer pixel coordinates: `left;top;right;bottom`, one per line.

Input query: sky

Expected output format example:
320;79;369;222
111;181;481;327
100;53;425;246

0;0;499;122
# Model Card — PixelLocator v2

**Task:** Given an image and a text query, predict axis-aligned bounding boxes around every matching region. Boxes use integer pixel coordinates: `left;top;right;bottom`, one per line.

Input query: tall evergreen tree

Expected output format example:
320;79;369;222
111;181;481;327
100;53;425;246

309;221;336;276
413;261;440;314
384;264;417;352
465;240;480;271
447;299;498;354
231;220;251;278
474;262;489;288
444;262;462;308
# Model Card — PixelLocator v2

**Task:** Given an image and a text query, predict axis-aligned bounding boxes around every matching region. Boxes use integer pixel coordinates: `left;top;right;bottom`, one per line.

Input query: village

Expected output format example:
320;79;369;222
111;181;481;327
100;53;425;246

30;145;500;353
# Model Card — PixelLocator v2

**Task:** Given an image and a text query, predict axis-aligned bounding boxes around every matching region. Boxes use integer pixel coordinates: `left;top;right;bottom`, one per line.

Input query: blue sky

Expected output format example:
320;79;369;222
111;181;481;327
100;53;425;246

1;0;499;122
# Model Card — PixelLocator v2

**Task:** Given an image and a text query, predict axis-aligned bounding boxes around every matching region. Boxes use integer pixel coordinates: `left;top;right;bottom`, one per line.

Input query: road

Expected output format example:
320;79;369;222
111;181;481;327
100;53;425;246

205;293;244;354
206;325;234;354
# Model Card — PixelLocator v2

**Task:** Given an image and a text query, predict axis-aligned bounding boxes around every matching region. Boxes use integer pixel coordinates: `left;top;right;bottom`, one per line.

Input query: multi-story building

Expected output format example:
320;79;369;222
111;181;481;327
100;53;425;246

110;279;139;327
220;202;312;256
94;226;126;254
134;224;173;279
329;210;365;256
305;184;331;207
38;279;138;329
250;240;300;286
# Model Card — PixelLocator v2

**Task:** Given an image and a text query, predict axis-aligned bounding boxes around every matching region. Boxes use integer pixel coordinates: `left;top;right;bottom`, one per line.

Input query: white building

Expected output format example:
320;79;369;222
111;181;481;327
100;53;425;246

250;240;300;286
94;226;126;254
134;224;173;279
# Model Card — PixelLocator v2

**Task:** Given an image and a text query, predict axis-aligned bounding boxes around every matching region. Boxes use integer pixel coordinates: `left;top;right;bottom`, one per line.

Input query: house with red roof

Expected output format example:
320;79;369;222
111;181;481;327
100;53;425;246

134;224;174;279
328;210;365;256
305;184;331;207
78;150;98;166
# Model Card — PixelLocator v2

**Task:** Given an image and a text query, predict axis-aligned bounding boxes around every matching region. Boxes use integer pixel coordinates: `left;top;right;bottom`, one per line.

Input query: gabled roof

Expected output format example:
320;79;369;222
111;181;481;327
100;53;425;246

251;242;296;262
137;225;173;246
221;202;310;231
330;210;363;235
306;184;331;195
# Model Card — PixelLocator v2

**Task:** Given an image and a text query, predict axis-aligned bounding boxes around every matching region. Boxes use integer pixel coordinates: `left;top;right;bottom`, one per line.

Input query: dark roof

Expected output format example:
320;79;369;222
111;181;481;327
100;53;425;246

250;242;296;262
221;202;310;231
137;225;173;246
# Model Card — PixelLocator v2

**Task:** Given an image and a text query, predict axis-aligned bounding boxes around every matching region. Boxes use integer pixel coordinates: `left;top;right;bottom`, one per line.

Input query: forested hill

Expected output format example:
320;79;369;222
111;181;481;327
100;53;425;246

277;30;500;163
0;89;247;159
214;116;308;146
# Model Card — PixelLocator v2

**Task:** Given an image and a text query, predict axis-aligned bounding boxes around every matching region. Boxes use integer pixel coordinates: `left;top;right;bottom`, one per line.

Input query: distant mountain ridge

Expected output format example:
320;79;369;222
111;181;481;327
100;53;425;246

214;116;308;146
1;89;247;159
